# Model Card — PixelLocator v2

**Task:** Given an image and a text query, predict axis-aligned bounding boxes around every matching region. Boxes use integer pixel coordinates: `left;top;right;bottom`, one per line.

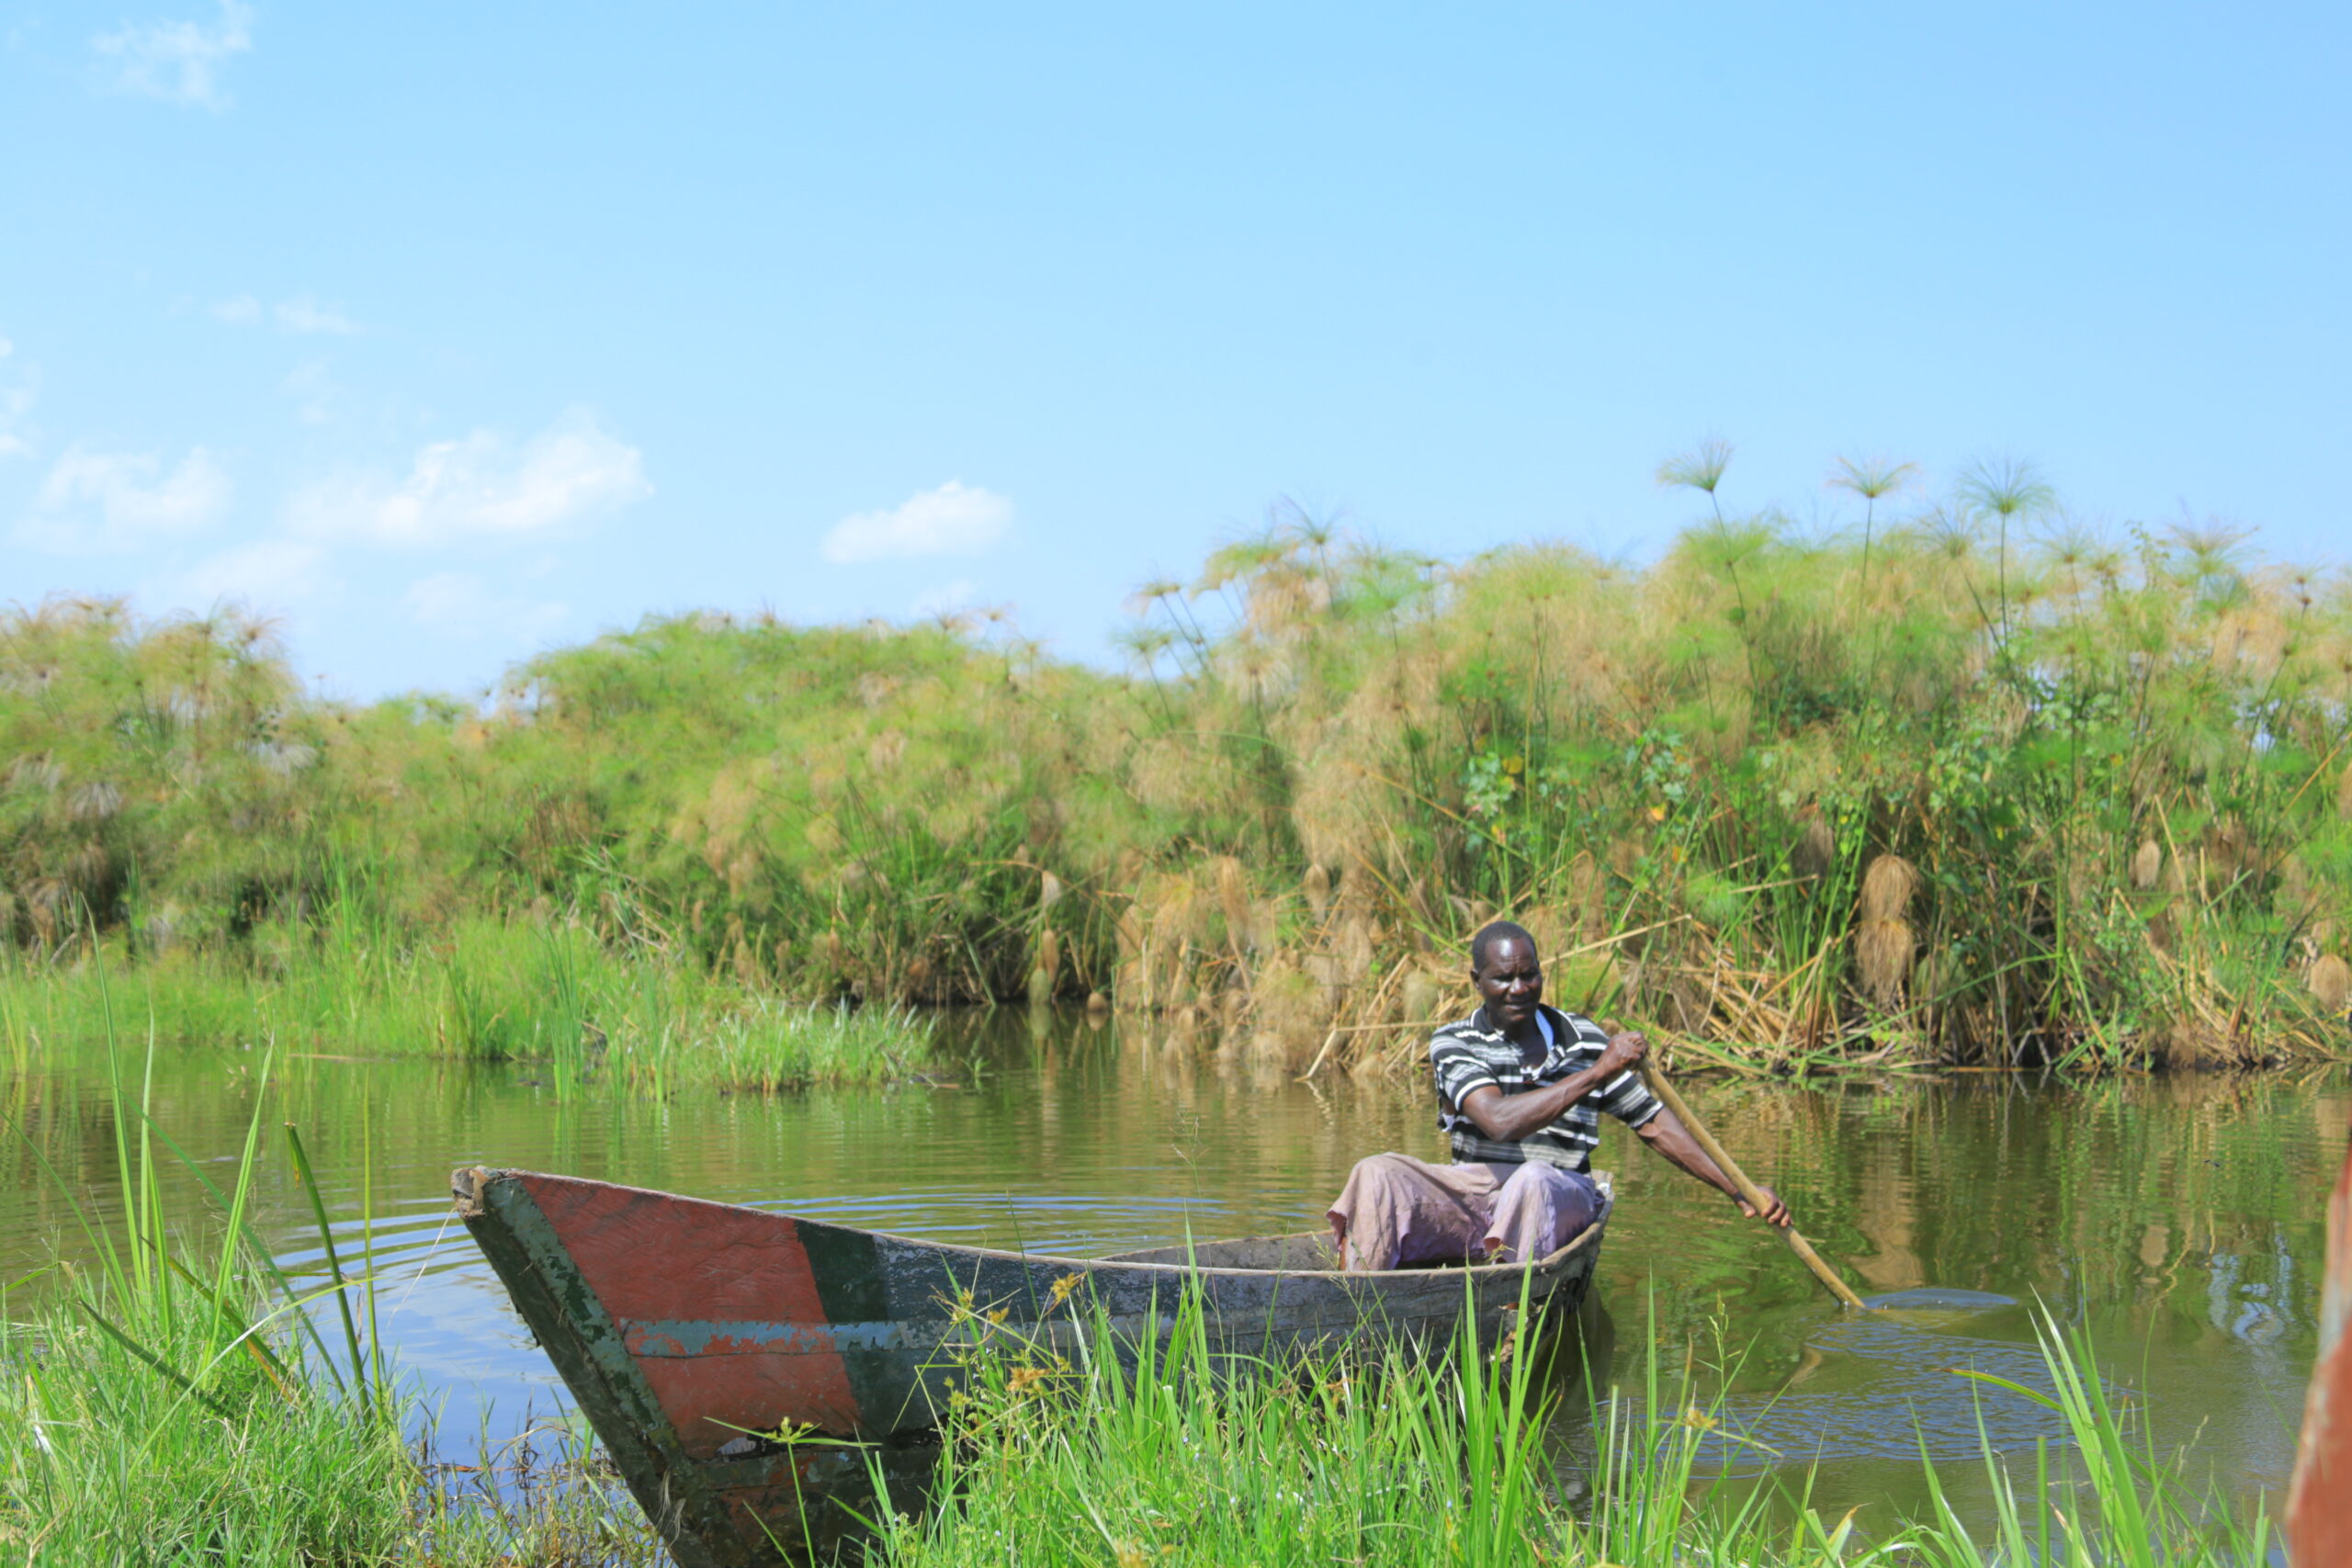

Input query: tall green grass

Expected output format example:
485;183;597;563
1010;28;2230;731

684;998;941;1094
0;1007;662;1564
869;1276;1560;1567
0;1262;417;1563
1923;1311;2274;1568
869;1284;2276;1567
0;911;944;1095
0;985;413;1562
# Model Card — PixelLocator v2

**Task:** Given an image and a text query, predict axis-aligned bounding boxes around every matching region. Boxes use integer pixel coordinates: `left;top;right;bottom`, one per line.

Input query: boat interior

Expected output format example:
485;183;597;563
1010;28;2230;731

1094;1175;1610;1274
1098;1233;1345;1270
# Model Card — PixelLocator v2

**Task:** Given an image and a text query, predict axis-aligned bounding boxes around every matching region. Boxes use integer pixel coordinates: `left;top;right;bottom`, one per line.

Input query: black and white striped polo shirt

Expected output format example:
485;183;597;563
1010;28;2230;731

1430;1003;1661;1171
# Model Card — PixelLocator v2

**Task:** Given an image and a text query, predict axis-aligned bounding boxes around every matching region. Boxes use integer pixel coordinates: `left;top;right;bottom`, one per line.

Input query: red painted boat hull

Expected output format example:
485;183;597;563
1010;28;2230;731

455;1166;1608;1566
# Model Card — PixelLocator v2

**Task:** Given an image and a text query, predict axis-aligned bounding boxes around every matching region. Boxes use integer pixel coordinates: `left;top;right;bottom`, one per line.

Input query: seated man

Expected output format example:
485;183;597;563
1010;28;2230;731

1329;919;1791;1270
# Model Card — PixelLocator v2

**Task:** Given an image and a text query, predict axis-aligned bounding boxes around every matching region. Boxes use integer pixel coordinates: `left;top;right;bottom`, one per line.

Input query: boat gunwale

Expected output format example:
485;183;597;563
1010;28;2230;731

460;1167;1609;1292
830;1218;1606;1287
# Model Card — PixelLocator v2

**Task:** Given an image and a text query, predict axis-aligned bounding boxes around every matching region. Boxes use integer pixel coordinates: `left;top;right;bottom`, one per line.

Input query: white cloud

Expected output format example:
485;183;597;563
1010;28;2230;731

16;445;230;553
403;572;568;643
289;412;649;547
210;294;363;334
0;369;31;462
174;538;333;607
820;479;1012;564
93;0;254;110
273;296;361;335
0;336;12;357
282;360;333;425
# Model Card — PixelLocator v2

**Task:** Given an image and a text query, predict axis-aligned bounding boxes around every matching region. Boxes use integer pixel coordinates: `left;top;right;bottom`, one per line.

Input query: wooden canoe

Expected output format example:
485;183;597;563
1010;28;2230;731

2288;1121;2351;1568
453;1165;1611;1567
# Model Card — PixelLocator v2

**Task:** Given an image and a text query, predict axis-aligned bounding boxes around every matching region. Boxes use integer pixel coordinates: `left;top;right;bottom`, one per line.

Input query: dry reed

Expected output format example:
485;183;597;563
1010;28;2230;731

2312;953;2351;1014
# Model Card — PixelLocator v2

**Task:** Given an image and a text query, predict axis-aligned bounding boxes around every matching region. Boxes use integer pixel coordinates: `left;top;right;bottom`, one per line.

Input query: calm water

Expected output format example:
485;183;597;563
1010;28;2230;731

2;1010;2343;1535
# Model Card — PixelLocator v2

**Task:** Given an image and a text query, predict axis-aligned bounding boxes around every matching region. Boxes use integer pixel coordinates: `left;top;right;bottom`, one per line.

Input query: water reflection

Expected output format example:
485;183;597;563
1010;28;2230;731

0;1012;2340;1529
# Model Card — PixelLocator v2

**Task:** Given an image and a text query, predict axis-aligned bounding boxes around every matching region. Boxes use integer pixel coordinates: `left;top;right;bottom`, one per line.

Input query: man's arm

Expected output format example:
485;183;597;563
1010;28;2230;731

1634;1104;1792;1225
1461;1031;1793;1226
1454;1037;1645;1145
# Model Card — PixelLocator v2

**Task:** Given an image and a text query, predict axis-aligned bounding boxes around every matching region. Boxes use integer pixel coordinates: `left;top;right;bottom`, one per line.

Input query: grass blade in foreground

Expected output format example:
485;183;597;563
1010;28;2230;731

0;1017;663;1564
866;1282;2278;1567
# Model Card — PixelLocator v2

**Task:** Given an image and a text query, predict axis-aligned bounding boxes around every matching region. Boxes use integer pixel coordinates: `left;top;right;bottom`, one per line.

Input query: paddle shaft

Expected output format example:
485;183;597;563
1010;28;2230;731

1637;1060;1871;1312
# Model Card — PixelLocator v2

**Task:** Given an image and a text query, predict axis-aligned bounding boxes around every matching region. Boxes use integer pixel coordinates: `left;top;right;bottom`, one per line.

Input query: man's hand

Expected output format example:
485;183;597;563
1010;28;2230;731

1737;1184;1792;1227
1599;1030;1648;1077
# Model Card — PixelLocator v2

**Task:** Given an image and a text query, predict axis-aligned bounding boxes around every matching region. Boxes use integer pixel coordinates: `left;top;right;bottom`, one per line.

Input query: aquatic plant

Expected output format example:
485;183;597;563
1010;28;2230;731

870;1273;1562;1567
4;455;2349;1074
681;998;939;1094
0;1009;662;1564
0;911;945;1095
868;1280;2277;1567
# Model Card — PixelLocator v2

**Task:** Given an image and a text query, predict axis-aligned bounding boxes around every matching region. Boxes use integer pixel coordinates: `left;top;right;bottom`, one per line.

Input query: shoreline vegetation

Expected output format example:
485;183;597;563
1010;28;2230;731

0;1041;663;1563
4;452;2350;1079
878;1284;2272;1568
0;939;943;1097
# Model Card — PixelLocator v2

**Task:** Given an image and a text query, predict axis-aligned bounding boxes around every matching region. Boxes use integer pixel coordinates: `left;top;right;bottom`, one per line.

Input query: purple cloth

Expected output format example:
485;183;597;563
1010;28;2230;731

1326;1153;1600;1272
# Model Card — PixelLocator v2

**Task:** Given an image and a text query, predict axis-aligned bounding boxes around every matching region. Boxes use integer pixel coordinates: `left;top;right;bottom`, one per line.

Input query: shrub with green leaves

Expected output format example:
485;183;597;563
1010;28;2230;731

6;456;2348;1068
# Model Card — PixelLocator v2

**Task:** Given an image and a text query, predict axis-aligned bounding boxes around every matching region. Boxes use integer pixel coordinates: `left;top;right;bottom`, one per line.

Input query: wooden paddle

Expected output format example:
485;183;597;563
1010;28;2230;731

1636;1056;1871;1312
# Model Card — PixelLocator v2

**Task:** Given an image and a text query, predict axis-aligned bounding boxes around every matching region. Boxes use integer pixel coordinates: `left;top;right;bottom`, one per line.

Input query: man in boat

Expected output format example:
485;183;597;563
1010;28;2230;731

1328;919;1791;1271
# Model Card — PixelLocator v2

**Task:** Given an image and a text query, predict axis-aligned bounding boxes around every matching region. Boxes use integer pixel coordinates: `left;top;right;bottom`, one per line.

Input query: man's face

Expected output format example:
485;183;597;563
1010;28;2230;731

1473;935;1543;1029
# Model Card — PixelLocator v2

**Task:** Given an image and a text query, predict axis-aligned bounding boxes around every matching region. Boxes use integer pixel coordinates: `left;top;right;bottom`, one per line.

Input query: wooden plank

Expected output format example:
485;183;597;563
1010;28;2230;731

2289;1127;2352;1568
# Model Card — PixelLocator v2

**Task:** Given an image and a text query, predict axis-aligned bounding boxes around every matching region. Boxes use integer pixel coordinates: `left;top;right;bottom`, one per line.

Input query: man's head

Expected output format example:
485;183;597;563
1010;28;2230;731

1469;919;1542;1029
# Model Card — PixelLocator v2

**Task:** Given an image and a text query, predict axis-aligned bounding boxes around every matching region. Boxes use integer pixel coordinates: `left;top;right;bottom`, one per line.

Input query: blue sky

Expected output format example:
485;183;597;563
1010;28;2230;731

3;3;2346;697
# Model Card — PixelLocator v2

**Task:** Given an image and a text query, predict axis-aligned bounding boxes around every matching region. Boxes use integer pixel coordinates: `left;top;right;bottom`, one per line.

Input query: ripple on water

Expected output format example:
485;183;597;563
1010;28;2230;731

1709;1299;2075;1464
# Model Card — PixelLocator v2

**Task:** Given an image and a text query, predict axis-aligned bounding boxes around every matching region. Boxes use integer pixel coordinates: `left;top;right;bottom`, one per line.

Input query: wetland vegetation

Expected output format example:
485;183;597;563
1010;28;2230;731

2;450;2344;1557
6;456;2349;1085
876;1286;2273;1568
0;1036;660;1563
